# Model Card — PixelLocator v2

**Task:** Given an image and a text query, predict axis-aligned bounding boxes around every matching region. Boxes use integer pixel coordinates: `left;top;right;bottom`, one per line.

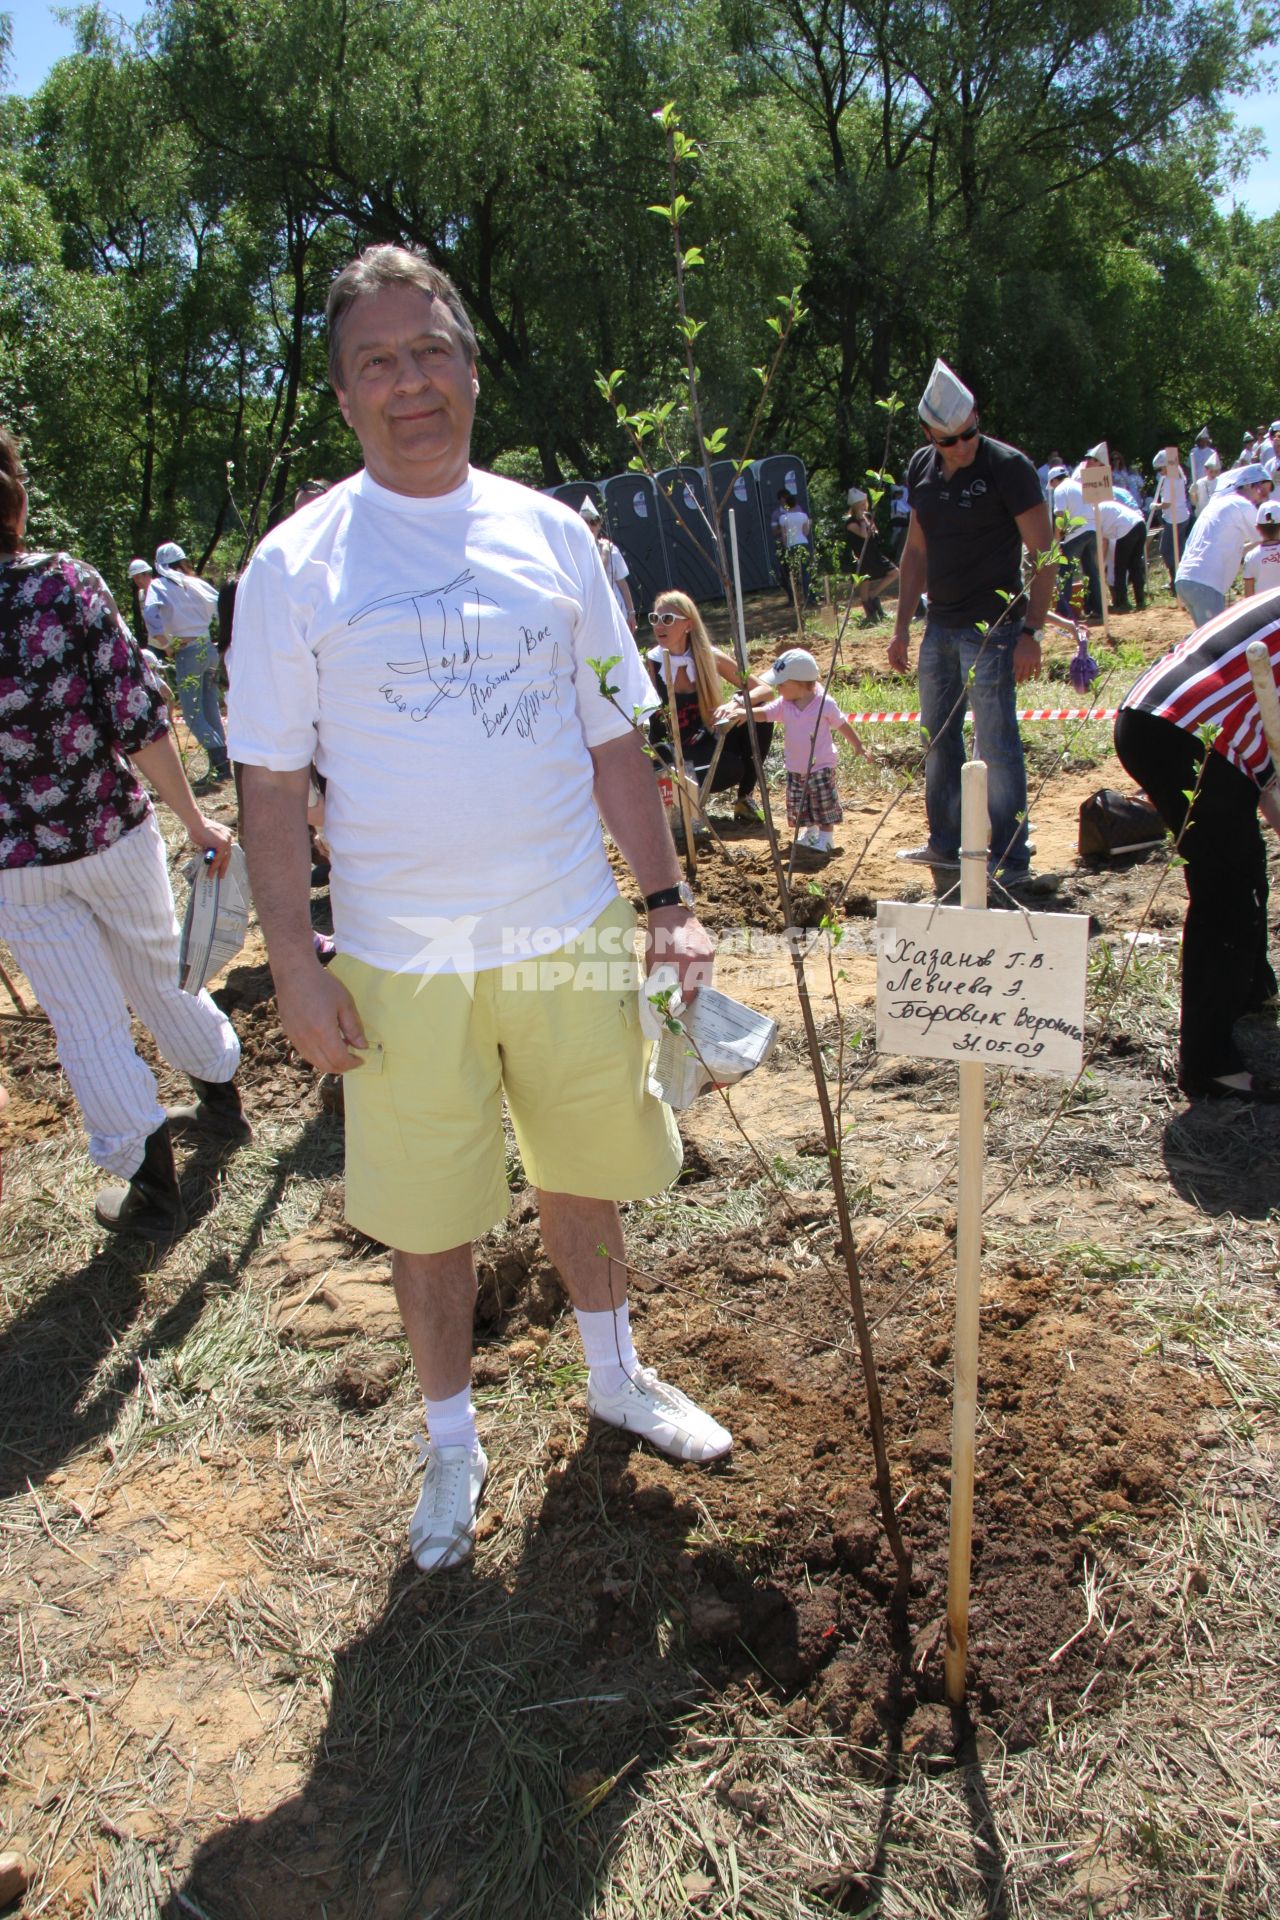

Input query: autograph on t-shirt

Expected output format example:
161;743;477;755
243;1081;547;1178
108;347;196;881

354;570;562;741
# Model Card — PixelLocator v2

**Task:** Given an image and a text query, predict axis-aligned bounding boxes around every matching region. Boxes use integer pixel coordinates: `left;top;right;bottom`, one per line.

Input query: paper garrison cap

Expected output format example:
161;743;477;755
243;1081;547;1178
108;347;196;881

918;358;975;436
1218;462;1271;492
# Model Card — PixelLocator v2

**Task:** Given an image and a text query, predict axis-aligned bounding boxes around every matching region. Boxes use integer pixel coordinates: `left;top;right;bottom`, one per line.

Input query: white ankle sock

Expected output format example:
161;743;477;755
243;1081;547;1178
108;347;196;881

424;1385;478;1453
575;1304;638;1397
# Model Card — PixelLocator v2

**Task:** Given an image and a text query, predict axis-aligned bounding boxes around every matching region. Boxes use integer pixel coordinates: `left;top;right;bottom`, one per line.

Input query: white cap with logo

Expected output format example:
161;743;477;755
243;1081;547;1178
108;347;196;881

764;647;820;685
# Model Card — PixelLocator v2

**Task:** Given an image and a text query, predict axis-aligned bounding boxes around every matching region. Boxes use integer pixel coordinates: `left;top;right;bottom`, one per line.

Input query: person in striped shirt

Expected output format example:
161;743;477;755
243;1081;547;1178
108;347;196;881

1115;594;1280;1102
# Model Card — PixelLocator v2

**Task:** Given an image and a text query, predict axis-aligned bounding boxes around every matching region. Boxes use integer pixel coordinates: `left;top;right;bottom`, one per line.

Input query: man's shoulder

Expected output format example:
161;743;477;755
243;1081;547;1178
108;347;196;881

979;435;1037;475
245;473;360;574
905;445;936;488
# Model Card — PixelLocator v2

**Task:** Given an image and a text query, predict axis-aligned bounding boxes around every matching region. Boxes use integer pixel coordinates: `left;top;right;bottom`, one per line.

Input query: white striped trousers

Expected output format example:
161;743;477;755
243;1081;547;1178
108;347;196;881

0;814;240;1176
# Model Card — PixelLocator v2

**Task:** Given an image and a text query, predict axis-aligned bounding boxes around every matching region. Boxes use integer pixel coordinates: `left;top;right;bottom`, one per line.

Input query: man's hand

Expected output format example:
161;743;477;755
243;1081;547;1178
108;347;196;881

275;961;368;1073
188;813;234;877
887;632;911;674
1012;631;1042;685
1260;782;1280;835
645;907;715;1000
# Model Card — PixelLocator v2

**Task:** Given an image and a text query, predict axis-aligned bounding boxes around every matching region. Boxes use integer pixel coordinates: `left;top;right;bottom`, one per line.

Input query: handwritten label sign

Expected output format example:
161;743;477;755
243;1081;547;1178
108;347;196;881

1081;461;1113;506
875;904;1089;1077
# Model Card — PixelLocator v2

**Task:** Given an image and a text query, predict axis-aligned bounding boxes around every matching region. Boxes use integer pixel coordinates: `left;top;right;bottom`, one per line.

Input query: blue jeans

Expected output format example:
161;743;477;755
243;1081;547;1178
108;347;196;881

171;636;228;769
918;620;1030;874
1176;578;1226;630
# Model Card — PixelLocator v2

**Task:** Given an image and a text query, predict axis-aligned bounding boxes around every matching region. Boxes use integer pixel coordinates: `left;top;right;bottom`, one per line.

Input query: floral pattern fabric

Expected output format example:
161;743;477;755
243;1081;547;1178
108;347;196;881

0;551;169;868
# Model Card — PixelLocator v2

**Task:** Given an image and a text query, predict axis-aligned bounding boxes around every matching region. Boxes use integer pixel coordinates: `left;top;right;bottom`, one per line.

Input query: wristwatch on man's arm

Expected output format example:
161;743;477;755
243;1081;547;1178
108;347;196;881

644;882;695;913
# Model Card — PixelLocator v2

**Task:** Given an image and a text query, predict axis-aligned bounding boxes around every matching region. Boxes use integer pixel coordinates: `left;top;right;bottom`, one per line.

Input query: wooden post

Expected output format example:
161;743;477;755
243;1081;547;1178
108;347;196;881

661;650;697;886
1165;448;1184;583
1246;641;1280;764
945;758;988;1707
1093;507;1114;650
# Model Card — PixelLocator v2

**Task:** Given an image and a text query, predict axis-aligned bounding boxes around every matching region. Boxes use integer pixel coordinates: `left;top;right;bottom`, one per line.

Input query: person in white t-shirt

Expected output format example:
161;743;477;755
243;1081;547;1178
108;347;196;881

142;542;229;779
228;246;732;1579
1174;463;1273;627
1150;450;1192;586
1191;452;1221;514
578;497;637;635
1242;499;1280;595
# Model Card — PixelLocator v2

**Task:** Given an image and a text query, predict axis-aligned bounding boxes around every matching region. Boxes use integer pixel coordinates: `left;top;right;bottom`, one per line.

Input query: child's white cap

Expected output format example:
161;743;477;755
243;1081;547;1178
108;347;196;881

765;647;820;685
1256;500;1280;528
918;358;975;435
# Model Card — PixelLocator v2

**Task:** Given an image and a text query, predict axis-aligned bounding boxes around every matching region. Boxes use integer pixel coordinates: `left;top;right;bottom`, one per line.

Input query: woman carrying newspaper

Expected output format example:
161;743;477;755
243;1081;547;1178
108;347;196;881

0;430;248;1242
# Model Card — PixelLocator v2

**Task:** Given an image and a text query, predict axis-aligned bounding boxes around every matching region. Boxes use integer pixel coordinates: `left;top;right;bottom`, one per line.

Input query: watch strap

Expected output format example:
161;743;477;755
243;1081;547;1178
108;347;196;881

644;885;687;912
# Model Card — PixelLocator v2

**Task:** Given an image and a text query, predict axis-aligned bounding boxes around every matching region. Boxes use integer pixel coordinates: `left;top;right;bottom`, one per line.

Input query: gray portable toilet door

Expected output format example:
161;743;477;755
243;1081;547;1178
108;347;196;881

654;466;722;602
600;472;669;618
710;460;772;594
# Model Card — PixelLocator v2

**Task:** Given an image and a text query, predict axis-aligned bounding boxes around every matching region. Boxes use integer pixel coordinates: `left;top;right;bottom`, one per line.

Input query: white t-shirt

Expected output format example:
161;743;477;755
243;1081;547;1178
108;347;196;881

1191;473;1219;513
1243;541;1280;591
1175;488;1260;594
1052;477;1087;530
778;508;811;549
1155;473;1190;525
1094;497;1144;541
142;568;219;645
228;467;655;972
598;538;631;619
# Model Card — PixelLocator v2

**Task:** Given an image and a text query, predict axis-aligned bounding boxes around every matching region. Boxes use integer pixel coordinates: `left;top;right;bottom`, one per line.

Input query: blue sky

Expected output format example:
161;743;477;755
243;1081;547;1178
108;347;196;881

4;0;1280;217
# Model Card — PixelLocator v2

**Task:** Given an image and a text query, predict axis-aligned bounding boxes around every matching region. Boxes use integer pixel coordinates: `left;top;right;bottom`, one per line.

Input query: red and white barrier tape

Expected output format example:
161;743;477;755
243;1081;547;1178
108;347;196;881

842;707;1119;725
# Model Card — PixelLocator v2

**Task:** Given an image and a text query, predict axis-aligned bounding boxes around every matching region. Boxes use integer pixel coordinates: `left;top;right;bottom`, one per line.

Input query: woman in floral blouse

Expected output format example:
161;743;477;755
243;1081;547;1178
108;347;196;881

0;429;249;1242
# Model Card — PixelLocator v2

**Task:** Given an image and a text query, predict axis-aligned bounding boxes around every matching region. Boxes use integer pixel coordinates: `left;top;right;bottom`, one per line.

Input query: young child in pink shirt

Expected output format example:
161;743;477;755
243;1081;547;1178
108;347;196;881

719;647;865;851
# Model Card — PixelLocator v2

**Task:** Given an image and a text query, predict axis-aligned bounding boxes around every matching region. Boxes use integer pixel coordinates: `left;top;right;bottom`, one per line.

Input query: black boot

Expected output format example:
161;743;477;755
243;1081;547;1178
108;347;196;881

95;1124;188;1243
167;1074;252;1144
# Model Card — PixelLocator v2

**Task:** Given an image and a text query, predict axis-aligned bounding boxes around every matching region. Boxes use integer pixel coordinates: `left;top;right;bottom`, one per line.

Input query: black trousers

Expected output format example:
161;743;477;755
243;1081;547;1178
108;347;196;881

1110;524;1147;611
651;721;774;798
1114;708;1274;1091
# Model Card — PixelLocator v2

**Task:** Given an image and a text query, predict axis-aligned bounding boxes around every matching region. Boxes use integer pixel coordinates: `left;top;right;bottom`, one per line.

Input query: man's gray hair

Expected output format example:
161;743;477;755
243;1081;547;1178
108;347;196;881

326;245;478;386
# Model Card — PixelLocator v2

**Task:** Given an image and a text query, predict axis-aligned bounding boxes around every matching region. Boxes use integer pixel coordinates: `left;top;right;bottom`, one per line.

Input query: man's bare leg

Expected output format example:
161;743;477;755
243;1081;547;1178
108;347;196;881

536;1191;627;1312
392;1244;477;1401
537;1188;731;1462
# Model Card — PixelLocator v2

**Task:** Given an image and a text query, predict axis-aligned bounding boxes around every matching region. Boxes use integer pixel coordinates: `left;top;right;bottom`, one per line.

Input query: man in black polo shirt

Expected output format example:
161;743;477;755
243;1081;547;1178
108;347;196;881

887;360;1057;881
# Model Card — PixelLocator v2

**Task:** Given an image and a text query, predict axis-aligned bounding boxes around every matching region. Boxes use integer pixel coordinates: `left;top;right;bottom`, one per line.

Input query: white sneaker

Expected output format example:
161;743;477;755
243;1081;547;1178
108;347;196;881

813;830;834;852
896;844;959;869
795;826;818;848
409;1441;488;1573
587;1366;732;1463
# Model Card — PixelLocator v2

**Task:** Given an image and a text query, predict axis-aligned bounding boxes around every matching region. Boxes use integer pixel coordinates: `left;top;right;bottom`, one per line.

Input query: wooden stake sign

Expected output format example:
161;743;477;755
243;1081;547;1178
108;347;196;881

874;763;1089;1704
1246;639;1280;763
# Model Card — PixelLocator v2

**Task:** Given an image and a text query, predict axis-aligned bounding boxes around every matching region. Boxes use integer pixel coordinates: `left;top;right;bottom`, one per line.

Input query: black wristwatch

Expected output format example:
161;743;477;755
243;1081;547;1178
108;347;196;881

644;882;695;913
1020;623;1041;639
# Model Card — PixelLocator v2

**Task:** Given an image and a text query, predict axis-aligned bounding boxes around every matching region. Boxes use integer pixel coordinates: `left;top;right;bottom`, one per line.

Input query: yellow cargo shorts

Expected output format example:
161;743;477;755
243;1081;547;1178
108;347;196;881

329;895;683;1254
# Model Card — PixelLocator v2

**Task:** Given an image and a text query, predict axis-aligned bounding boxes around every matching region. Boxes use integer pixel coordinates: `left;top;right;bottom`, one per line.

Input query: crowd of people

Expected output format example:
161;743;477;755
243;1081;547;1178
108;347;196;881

5;253;1280;1581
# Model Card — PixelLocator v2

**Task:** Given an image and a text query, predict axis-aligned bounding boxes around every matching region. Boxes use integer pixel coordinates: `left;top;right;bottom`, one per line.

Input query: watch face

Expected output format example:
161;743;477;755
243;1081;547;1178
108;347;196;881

678;880;696;910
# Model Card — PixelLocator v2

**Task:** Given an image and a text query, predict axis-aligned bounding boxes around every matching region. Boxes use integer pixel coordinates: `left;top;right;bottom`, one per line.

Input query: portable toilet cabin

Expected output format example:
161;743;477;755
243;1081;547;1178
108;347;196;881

549;480;603;518
599;472;669;618
709;459;773;595
654;465;723;603
751;454;811;587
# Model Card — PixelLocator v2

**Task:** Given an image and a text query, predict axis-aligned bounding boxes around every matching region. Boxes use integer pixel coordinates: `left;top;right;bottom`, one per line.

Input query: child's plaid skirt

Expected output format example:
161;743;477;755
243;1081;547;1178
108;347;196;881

786;767;843;828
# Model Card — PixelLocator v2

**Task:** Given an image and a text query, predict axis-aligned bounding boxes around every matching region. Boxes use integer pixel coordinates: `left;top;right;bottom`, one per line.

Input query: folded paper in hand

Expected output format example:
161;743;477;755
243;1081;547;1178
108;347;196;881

640;965;778;1110
179;844;252;994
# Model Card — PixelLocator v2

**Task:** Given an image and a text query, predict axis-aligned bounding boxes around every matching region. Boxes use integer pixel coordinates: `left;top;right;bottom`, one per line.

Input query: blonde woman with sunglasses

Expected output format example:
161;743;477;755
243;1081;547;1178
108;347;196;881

644;592;773;820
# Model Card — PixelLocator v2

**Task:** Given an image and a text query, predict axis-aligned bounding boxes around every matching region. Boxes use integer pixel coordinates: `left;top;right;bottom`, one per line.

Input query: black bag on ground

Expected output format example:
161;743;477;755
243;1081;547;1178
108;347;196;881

1078;788;1167;858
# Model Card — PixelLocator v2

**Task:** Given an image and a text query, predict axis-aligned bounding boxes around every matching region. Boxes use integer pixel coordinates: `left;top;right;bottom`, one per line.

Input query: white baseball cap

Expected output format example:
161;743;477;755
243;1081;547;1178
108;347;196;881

155;541;186;568
127;557;152;578
765;647;820;685
1256;501;1280;528
1047;464;1069;484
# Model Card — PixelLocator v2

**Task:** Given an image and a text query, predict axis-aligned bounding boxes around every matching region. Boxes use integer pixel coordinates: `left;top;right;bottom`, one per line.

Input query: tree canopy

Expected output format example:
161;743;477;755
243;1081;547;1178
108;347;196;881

0;0;1276;589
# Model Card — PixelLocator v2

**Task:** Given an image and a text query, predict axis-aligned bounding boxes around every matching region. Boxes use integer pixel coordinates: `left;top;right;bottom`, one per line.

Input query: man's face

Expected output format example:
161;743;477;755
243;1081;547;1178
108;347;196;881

333;284;478;497
926;413;980;469
1244;480;1273;508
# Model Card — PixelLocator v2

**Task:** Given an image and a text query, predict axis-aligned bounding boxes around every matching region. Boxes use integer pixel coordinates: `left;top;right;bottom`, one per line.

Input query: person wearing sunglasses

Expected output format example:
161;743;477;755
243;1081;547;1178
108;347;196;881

644;593;772;821
887;358;1057;884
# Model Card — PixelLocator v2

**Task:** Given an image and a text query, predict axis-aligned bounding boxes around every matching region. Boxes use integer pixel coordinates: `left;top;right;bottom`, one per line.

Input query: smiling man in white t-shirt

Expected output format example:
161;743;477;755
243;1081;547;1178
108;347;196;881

229;246;730;1577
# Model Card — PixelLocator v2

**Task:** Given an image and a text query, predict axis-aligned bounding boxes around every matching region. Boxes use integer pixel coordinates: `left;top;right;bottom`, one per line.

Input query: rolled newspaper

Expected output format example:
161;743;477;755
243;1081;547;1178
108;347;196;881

179;843;252;994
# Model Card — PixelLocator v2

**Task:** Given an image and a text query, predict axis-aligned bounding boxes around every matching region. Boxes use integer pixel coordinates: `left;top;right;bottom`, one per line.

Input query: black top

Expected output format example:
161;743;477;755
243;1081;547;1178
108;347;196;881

906;435;1043;628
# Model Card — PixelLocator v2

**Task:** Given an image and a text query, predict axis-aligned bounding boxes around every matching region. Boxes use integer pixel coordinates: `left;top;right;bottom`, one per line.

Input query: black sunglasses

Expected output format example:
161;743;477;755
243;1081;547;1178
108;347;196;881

930;422;980;449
